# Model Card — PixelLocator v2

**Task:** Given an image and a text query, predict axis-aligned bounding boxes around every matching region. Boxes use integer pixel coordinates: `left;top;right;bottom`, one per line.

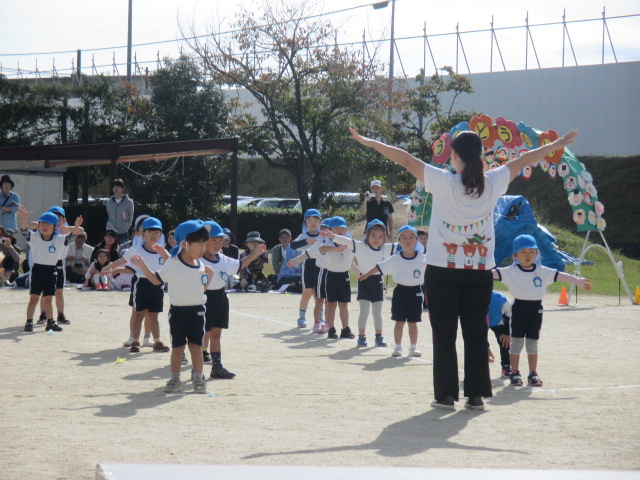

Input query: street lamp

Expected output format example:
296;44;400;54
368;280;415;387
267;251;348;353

372;0;396;121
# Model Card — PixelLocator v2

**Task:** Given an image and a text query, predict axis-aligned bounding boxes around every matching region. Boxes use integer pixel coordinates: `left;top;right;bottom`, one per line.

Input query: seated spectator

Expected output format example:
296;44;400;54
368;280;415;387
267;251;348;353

0;227;21;285
222;228;239;259
276;243;303;293
119;228;135;251
83;249;113;291
91;229;120;263
165;229;178;250
271;229;292;276
65;233;94;284
238;231;269;291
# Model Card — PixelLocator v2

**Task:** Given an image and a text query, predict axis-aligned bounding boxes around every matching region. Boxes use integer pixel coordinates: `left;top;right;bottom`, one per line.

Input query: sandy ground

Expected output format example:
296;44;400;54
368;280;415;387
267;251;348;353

0;286;639;479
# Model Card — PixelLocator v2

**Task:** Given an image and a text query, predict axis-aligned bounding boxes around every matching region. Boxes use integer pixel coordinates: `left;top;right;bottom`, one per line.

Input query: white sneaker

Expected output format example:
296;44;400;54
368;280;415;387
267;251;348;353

409;348;422;357
392;347;403;357
143;335;154;347
123;336;134;347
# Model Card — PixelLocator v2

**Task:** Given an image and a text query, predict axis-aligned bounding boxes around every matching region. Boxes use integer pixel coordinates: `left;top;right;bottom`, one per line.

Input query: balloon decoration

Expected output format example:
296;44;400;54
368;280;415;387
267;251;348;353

410;115;605;232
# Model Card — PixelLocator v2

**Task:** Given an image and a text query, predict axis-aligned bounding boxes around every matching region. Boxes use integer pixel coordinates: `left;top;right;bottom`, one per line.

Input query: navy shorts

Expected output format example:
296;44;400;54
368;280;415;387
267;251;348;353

30;264;57;296
357;275;384;302
391;284;423;323
128;275;138;307
55;260;65;289
168;305;206;348
302;258;319;290
316;268;328;299
132;277;164;313
325;271;351;303
510;299;543;340
205;289;230;330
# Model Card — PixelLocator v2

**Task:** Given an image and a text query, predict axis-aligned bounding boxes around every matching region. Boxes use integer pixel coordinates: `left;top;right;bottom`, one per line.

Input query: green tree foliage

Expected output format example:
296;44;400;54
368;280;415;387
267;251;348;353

121;56;230;227
185;0;388;210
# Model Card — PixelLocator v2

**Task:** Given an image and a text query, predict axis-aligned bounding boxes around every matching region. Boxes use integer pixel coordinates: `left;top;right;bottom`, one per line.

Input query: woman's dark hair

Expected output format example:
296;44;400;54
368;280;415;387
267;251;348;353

185;227;210;244
451;131;485;197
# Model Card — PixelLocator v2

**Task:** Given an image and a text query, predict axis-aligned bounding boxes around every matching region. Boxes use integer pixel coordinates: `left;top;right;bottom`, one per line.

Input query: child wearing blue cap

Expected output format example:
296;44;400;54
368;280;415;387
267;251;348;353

289;209;324;328
287;216;332;333
201;221;268;379
18;205;84;333
131;220;213;394
359;225;427;357
119;217;171;353
492;234;592;387
316;216;357;339
321;219;395;347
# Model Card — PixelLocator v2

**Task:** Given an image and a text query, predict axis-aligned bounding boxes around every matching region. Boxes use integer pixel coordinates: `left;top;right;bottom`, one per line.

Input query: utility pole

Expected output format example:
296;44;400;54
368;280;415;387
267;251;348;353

126;0;133;81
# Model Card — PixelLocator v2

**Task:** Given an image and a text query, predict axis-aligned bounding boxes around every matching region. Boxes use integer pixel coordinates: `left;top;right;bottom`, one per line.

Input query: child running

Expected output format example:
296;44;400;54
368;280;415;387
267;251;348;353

321;219;395;347
359;225;427;357
131;220;213;394
290;209;324;328
201;221;268;379
492;234;592;387
18;205;84;333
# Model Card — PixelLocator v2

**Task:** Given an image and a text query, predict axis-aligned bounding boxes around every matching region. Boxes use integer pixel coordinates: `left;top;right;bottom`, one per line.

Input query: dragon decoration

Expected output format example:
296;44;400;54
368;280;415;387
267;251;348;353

408;114;605;233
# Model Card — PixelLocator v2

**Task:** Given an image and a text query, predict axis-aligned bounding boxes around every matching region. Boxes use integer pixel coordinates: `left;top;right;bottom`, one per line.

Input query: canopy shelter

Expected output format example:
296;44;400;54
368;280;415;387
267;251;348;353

0;137;240;235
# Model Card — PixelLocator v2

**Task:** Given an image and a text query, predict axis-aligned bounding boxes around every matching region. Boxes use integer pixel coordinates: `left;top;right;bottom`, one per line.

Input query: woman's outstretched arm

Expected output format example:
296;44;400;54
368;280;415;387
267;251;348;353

506;130;579;182
350;128;425;180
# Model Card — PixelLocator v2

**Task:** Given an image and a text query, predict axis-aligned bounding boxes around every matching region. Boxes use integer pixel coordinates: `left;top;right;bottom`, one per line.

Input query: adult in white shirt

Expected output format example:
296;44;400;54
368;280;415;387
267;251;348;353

349;127;578;410
64;233;94;283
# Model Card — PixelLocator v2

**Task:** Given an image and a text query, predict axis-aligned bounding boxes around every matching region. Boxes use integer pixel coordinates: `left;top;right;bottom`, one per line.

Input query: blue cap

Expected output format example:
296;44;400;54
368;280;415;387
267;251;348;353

171;220;210;257
141;217;162;231
513;234;538;255
304;209;322;219
38;212;59;226
365;219;385;232
321;217;332;228
397;225;417;237
330;216;347;229
204;220;225;237
48;206;65;217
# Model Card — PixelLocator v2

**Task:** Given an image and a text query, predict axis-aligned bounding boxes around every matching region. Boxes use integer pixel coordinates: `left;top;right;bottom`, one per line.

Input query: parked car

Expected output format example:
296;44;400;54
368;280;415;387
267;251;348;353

256;198;301;209
218;195;264;209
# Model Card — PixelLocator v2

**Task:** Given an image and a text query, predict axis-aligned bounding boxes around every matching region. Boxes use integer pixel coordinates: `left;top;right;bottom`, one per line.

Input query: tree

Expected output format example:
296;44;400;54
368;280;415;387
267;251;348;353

185;0;388;210
395;66;475;160
121;56;230;226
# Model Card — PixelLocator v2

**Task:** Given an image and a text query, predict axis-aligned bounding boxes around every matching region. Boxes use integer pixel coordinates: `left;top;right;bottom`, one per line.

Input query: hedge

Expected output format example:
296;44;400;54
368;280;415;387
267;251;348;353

63;204;359;249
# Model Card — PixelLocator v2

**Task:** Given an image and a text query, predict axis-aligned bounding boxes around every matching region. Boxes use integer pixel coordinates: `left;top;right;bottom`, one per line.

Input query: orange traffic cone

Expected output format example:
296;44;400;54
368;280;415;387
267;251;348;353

558;286;569;306
634;286;640;305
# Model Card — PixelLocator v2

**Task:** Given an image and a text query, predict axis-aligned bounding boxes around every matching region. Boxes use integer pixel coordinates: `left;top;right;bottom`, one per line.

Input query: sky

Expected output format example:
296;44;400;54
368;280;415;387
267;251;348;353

0;0;638;79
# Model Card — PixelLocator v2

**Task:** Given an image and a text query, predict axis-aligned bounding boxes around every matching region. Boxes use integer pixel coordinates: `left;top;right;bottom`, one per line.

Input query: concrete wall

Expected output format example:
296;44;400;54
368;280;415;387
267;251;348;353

451;62;640;156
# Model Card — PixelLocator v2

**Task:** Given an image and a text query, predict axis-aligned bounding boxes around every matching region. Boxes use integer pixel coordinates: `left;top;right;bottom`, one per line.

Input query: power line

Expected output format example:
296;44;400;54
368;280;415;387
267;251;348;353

0;3;375;57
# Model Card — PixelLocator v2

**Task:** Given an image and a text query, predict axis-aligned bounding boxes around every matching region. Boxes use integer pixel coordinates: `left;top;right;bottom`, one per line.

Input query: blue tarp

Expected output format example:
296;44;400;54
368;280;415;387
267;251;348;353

493;195;572;271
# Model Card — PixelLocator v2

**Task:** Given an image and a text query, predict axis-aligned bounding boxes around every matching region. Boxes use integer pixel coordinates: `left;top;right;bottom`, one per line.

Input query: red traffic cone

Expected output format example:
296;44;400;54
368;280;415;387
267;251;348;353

558;286;569;306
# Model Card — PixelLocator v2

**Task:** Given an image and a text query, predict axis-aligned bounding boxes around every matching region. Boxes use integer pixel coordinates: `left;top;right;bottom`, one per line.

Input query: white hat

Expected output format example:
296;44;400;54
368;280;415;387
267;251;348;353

370;180;382;188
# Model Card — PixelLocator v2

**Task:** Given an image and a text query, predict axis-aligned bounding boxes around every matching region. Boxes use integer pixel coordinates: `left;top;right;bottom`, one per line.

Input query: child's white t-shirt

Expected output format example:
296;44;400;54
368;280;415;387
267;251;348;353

333;235;396;275
304;238;329;269
377;251;428;287
122;244;164;278
201;253;240;290
25;230;71;266
319;239;355;273
422;163;510;270
494;264;558;301
156;256;208;306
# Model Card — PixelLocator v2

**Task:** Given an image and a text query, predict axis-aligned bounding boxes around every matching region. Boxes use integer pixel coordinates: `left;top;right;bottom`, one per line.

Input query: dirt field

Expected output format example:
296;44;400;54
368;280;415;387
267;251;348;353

0;287;638;479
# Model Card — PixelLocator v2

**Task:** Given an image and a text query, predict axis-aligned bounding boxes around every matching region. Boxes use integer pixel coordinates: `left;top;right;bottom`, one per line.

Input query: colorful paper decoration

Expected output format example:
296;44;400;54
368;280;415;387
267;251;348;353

408;115;606;233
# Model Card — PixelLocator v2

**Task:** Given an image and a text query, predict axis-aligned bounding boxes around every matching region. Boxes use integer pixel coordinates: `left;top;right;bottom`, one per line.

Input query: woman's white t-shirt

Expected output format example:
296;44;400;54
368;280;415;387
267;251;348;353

422;163;510;270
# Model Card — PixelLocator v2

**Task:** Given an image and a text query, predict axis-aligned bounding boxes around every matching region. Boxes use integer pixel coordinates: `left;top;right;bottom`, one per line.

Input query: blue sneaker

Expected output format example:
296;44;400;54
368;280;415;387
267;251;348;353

375;335;387;347
357;335;367;347
297;317;307;328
